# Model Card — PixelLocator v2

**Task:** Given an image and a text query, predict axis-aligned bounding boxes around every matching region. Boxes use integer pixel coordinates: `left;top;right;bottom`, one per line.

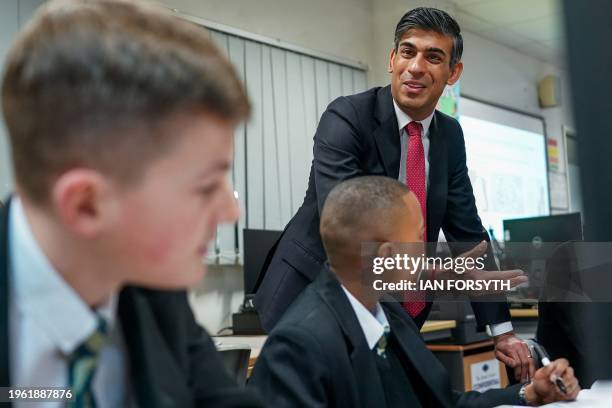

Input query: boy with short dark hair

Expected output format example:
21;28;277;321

0;0;260;406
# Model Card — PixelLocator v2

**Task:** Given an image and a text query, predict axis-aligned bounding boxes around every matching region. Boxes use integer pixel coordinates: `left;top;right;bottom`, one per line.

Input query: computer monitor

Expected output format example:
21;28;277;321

502;213;583;298
503;213;583;244
242;228;283;295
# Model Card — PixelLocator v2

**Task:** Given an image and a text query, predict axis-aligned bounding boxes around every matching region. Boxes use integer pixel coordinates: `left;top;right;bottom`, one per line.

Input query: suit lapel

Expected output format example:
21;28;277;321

316;268;387;408
426;112;448;241
118;288;192;408
373;86;401;179
384;301;454;407
0;198;11;389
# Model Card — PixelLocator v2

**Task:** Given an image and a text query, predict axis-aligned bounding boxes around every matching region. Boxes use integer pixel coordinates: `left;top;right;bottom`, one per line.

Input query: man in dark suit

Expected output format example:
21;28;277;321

255;6;534;382
250;176;579;407
0;1;260;406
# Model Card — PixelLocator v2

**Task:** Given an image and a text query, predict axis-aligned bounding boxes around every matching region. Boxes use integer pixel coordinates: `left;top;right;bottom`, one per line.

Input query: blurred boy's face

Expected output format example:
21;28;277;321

106;111;239;288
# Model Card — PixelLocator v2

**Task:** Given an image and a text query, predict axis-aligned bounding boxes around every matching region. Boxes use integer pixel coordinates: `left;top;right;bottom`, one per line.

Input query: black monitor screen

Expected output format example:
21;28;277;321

502;213;583;286
243;229;283;295
503;213;583;244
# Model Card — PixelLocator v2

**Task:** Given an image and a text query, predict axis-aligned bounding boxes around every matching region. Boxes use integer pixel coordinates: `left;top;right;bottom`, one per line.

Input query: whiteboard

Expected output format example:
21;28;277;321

458;97;550;242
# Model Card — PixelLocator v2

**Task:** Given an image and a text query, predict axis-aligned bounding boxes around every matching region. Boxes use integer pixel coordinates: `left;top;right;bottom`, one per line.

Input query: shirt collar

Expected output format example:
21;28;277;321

9;198;117;355
392;99;434;137
341;285;389;350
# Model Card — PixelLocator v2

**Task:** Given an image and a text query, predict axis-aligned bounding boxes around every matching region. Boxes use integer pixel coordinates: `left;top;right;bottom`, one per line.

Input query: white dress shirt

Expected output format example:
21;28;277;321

341;286;389;349
8;198;135;407
393;101;512;337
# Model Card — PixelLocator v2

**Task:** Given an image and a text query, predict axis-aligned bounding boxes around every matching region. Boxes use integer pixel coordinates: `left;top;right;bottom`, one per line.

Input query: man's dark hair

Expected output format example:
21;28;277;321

320;176;410;259
1;0;250;204
394;7;463;68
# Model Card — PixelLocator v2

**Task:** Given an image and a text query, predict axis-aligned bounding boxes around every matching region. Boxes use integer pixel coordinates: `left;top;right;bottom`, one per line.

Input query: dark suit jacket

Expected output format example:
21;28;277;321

0;199;262;408
254;85;510;331
249;267;521;407
537;242;598;388
537;301;595;388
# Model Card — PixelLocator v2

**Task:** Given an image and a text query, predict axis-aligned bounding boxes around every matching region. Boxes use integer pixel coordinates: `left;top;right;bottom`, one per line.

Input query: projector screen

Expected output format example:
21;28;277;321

458;97;550;242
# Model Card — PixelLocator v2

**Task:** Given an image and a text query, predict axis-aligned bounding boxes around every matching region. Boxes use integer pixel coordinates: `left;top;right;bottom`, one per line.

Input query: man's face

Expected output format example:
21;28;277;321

105;112;239;289
389;28;463;119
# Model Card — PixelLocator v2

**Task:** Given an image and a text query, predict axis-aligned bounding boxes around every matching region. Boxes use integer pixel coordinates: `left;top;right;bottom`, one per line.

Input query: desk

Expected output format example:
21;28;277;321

214;320;456;377
421;319;456;341
422;320;456;331
496;380;612;407
428;340;509;391
510;308;538;318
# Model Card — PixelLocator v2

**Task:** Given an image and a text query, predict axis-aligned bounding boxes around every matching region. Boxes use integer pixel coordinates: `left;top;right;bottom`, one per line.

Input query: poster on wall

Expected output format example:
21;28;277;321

547;138;560;172
437;83;460;119
549;172;569;210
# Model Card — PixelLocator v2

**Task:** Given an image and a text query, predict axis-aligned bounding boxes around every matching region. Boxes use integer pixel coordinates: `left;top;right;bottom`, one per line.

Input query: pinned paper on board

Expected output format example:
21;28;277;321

437;82;460;119
548;138;560;172
549;171;569;210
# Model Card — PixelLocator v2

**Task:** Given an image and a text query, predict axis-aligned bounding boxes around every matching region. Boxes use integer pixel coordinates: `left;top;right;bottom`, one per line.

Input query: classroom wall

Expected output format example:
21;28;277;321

462;31;574;208
0;0;47;199
150;0;372;70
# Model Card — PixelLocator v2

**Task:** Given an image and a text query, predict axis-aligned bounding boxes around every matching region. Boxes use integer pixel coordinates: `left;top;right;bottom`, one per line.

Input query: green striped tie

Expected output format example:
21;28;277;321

376;325;391;358
67;317;107;408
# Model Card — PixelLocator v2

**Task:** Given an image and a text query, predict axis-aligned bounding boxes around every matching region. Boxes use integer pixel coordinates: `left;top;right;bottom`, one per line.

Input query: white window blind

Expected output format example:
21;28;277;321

205;28;367;264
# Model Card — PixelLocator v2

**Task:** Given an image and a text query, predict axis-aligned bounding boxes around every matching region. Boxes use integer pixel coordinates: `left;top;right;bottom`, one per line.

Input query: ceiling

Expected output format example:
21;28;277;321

450;0;566;67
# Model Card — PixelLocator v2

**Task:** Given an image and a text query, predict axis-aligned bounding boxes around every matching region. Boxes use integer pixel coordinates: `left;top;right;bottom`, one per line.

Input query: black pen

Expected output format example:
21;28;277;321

533;343;567;394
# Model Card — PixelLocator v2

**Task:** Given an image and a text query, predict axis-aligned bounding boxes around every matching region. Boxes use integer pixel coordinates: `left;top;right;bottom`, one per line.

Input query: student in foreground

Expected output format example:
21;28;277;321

0;0;261;406
249;176;579;407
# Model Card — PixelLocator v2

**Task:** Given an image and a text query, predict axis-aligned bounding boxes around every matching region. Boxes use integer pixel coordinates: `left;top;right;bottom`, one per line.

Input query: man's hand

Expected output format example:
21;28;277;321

493;332;535;382
459;241;527;294
524;358;580;405
427;241;527;296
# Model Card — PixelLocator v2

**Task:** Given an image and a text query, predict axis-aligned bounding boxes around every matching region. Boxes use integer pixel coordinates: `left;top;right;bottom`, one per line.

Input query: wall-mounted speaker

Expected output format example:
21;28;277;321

538;75;562;108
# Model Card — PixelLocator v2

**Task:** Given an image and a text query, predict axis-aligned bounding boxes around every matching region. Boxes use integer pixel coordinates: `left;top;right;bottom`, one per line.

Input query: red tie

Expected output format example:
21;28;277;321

403;121;427;318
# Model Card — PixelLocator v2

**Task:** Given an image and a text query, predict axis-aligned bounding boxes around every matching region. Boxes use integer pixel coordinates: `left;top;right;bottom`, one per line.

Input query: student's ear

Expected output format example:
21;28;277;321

447;61;463;85
377;242;394;259
51;169;118;237
388;47;396;73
